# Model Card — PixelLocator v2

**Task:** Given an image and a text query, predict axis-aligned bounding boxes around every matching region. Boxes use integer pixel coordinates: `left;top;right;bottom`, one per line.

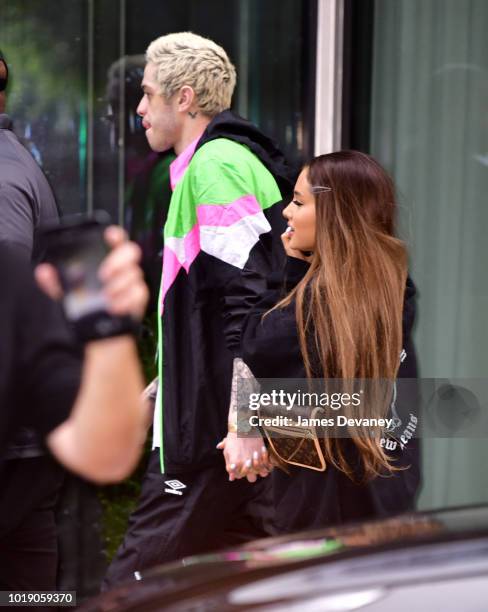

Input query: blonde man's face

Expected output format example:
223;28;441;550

137;62;180;153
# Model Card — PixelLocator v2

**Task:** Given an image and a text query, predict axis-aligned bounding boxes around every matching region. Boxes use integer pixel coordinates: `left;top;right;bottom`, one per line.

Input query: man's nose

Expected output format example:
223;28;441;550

136;96;146;117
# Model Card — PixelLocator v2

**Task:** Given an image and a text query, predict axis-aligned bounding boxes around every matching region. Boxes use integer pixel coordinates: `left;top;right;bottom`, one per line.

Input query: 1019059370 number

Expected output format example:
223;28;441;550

5;592;75;606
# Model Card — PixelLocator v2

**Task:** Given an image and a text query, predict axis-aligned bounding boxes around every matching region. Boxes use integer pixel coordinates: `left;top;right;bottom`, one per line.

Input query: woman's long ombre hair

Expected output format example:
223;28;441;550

280;151;408;480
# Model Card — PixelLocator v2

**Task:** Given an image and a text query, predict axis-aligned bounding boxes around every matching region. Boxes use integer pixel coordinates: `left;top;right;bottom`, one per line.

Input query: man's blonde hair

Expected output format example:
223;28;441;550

146;32;236;116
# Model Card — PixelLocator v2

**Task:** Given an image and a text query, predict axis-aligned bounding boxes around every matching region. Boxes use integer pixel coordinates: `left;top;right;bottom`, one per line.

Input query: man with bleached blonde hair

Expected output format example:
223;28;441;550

103;32;293;588
146;31;236;115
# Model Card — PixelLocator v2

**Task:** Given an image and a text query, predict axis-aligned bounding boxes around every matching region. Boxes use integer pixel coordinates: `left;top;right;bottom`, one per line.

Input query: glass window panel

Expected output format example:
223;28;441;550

0;0;90;214
1;0;316;298
348;0;488;510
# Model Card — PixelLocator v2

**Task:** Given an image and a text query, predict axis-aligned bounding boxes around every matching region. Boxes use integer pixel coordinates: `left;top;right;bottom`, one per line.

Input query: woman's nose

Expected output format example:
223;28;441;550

282;203;292;220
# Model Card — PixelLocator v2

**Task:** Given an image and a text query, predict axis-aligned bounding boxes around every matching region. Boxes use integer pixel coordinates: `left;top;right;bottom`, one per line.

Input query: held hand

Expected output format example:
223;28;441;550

217;433;273;483
280;230;313;262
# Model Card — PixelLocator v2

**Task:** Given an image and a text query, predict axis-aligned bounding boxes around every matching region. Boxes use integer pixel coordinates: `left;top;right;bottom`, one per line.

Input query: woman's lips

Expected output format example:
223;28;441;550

285;226;294;234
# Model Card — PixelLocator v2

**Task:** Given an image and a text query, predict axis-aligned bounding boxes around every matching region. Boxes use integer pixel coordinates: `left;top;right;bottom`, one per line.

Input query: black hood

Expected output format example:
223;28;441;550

195;110;295;197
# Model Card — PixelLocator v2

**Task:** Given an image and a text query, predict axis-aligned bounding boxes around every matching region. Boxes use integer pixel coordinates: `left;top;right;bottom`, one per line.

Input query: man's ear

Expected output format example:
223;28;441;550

177;86;196;112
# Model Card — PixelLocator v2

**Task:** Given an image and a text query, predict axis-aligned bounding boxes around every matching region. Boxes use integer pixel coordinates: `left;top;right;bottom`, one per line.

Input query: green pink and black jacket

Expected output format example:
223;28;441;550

156;111;293;473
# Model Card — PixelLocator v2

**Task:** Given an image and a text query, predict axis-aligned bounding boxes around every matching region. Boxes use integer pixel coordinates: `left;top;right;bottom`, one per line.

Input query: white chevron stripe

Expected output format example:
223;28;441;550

199;212;271;269
164;235;186;265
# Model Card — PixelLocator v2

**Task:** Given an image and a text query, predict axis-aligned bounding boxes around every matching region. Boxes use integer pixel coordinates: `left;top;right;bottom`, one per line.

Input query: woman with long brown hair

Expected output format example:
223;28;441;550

219;150;420;532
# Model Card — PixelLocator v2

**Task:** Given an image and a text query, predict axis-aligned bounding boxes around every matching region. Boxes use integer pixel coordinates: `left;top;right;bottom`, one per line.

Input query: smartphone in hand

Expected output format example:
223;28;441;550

39;212;136;340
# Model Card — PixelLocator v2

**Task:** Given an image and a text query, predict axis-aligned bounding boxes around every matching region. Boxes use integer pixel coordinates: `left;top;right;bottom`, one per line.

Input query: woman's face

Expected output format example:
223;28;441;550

283;168;316;252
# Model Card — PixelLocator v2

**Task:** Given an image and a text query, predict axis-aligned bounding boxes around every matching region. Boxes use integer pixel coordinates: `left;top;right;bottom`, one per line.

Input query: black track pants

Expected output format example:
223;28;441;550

103;450;274;589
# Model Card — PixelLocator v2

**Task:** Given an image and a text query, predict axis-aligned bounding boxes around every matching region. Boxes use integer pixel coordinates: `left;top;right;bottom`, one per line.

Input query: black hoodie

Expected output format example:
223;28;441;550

242;257;421;532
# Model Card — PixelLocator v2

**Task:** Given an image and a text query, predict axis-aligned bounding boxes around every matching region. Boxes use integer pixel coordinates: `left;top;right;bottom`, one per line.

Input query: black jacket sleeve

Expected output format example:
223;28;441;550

369;275;421;516
219;235;274;357
218;202;287;357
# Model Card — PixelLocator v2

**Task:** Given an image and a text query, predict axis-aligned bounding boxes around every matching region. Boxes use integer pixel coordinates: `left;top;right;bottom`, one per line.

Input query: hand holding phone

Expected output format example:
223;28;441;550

37;213;148;341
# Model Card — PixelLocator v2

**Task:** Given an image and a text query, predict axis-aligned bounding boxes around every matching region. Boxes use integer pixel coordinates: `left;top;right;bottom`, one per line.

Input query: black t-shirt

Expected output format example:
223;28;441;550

0;113;62;457
0;245;82;459
0;114;59;260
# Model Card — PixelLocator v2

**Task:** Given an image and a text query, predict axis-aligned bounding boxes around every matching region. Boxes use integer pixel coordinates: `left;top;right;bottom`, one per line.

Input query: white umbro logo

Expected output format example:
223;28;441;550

164;479;186;495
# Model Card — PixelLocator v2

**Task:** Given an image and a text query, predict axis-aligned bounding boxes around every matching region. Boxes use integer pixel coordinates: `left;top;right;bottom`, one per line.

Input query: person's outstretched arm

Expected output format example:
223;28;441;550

46;335;145;483
38;227;148;483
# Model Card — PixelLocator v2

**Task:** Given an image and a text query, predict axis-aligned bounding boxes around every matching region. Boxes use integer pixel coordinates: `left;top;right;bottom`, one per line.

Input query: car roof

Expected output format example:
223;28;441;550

82;504;488;611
